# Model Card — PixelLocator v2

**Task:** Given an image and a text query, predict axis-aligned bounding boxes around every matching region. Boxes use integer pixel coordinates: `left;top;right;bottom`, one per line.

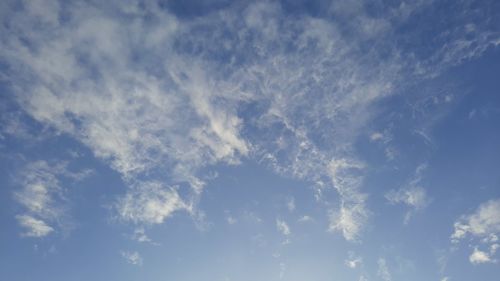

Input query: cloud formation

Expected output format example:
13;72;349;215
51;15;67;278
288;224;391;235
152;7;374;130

451;199;500;242
377;258;392;281
13;160;89;237
121;250;143;266
385;164;430;224
469;247;496;265
345;252;363;269
116;181;188;225
276;218;291;236
1;0;498;242
327;159;368;241
15;215;54;237
451;199;500;264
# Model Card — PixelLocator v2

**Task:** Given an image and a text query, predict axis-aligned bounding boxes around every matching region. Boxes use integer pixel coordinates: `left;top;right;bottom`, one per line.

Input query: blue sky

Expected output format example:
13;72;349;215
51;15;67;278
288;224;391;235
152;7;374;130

1;0;499;280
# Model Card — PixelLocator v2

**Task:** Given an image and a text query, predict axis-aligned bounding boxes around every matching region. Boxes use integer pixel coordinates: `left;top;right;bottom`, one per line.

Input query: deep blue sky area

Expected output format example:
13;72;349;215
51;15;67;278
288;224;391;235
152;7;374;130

1;1;499;281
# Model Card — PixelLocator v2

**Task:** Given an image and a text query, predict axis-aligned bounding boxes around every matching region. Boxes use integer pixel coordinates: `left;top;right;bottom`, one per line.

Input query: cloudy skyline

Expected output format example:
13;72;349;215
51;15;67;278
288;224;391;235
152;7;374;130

1;0;499;280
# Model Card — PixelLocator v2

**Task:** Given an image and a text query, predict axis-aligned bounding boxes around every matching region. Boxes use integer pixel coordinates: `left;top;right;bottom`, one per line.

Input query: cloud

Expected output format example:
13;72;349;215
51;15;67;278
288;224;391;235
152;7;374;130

385;164;430;224
131;227;155;244
491;243;499;254
286;197;295;212
276;219;291;236
358;275;368;281
370;132;385;142
377;258;392;281
469;247;495;265
226;215;238;225
2;0;498;238
327;159;368;242
451;199;500;265
244;211;262;224
328;202;368;242
345;252;363;269
451;199;500;242
15;215;54;237
297;215;313;223
121;251;143;266
1;1;246;183
116;181;188;225
369;129;397;160
385;186;429;223
279;262;286;279
13;160;89;237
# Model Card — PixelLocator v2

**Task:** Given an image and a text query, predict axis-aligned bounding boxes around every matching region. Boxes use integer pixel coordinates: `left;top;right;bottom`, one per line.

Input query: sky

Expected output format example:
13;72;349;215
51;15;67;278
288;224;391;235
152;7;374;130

0;0;499;280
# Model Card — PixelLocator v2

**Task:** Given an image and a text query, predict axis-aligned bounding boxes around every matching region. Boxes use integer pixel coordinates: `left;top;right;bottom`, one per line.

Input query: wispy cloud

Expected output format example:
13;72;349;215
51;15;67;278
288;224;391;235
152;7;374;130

286;197;295;212
226;215;238;225
279;261;286;279
451;199;500;242
385;164;430;224
1;0;498;241
297;215;313;223
116;181;188;225
121;250;143;266
370;130;397;160
276;218;291;236
469;247;496;265
451;198;500;264
13;160;90;237
15;215;54;237
377;258;392;281
345;252;363;269
130;227;156;244
327;159;368;241
370;132;385;142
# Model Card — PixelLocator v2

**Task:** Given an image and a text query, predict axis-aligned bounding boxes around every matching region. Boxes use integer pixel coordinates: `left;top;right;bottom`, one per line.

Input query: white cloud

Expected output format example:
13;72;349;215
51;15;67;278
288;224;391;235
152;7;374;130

244;211;263;224
116;181;188;225
2;1;247;186
287;197;295;212
279;262;286;279
327;159;368;241
345;252;363;269
276;219;291;236
385;186;429;223
451;199;500;265
298;215;313;223
328;201;368;242
490;243;499;254
384;147;398;161
370;132;384;142
2;0;498;237
482;233;498;244
13;161;89;237
451;199;500;242
385;164;429;224
224;210;238;225
227;216;238;225
369;129;397;160
377;258;392;281
131;227;154;244
16;215;54;237
14;162;62;215
469;247;495;264
121;251;143;266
